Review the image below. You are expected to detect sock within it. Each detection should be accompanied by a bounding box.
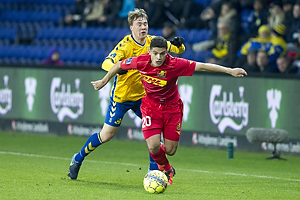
[149,152,159,170]
[75,132,103,163]
[149,147,172,172]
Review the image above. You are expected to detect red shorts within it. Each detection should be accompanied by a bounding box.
[140,96,183,141]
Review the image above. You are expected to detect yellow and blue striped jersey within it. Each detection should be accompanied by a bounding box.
[102,34,185,103]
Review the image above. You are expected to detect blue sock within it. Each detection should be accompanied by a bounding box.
[149,152,159,170]
[75,132,103,163]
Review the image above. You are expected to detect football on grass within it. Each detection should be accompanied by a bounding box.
[143,170,168,194]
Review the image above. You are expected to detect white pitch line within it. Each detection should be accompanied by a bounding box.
[1,151,299,182]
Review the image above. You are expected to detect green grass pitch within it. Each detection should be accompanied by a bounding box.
[0,131,299,200]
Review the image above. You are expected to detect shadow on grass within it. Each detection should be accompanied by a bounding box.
[63,178,142,190]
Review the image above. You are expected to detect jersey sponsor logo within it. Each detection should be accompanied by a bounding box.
[142,75,167,87]
[126,57,133,64]
[114,118,122,125]
[157,70,167,78]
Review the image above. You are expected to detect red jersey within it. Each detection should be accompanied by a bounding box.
[120,53,196,104]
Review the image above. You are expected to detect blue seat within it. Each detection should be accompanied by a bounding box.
[92,50,104,64]
[58,47,68,61]
[36,27,54,39]
[193,50,213,62]
[72,40,81,49]
[27,46,38,60]
[177,29,189,41]
[53,27,64,39]
[14,45,26,59]
[181,49,194,60]
[0,46,5,58]
[0,27,16,41]
[77,49,90,62]
[68,27,81,40]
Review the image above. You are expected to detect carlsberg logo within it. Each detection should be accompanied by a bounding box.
[209,85,248,133]
[50,78,84,122]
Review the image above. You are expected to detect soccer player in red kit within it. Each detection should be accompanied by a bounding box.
[91,36,247,185]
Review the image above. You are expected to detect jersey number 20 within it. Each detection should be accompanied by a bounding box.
[142,116,151,128]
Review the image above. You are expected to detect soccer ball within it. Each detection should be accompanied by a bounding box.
[143,170,168,194]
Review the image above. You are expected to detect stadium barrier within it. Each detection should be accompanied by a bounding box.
[0,65,299,155]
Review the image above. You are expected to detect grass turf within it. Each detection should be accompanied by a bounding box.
[0,131,299,200]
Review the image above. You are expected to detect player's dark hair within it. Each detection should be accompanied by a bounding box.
[150,36,168,49]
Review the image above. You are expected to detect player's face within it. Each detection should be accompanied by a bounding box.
[149,47,167,67]
[130,17,148,43]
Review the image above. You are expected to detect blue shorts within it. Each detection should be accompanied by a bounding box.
[104,98,142,127]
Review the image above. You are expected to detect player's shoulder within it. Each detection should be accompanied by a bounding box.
[167,55,192,67]
[137,52,150,61]
[148,35,155,39]
[117,35,134,46]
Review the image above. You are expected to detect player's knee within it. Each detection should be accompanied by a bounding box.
[165,146,177,156]
[100,130,117,143]
[148,145,160,154]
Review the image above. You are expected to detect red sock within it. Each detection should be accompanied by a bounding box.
[149,147,171,172]
[160,143,165,152]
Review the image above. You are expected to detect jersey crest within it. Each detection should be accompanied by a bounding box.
[157,70,167,78]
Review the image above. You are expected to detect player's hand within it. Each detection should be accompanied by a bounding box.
[117,69,128,75]
[170,36,184,48]
[91,80,105,90]
[230,68,247,77]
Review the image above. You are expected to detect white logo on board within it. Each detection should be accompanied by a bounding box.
[0,75,12,115]
[266,89,281,128]
[25,77,37,112]
[209,85,249,133]
[50,78,84,122]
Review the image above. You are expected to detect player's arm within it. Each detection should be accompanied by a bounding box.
[194,62,247,77]
[101,38,132,72]
[92,61,122,90]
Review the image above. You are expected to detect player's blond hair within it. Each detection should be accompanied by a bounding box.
[128,8,148,26]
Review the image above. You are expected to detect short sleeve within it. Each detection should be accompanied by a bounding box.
[175,58,196,76]
[120,57,138,70]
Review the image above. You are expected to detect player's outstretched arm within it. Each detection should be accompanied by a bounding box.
[91,61,122,90]
[194,62,247,77]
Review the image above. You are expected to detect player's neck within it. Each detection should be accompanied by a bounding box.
[132,35,146,45]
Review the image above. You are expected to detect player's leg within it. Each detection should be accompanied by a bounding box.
[145,130,175,185]
[132,99,159,171]
[68,100,128,179]
[158,101,183,184]
[163,98,183,156]
[74,124,119,163]
[145,131,169,169]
